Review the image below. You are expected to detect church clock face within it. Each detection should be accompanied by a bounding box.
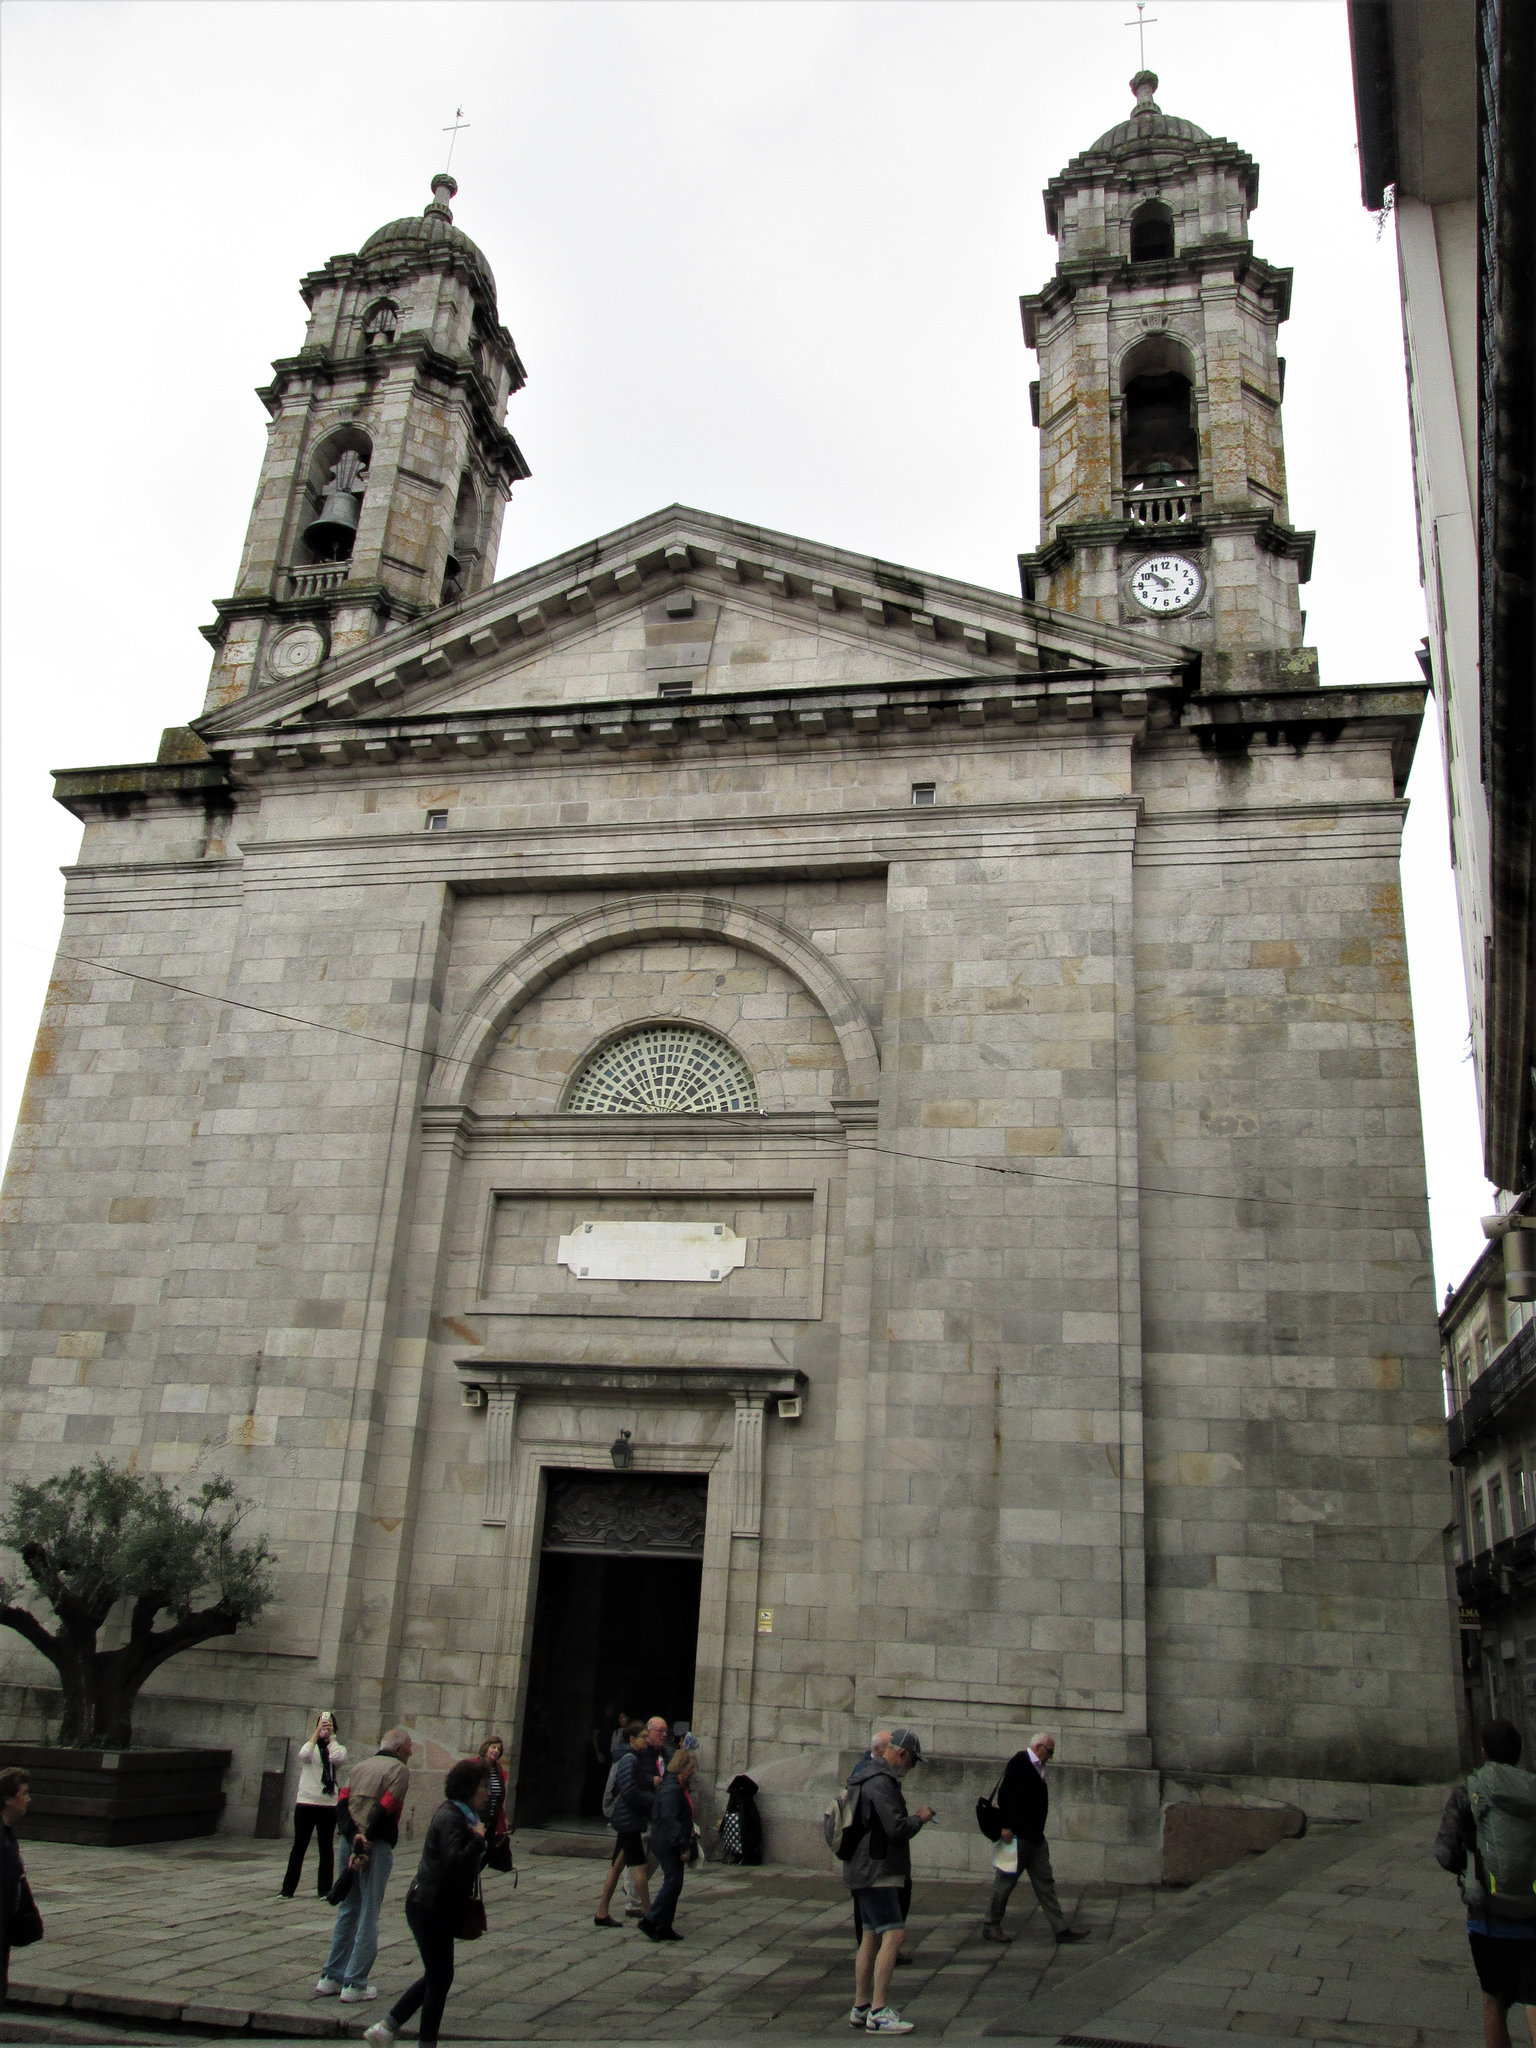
[1129,553,1203,615]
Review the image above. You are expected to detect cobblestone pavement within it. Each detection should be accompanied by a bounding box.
[3,1810,1486,2048]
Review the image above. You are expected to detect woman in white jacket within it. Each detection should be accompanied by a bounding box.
[281,1713,347,1899]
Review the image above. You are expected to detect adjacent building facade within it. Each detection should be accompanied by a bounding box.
[1,82,1460,1876]
[1441,1223,1536,1752]
[1348,0,1535,1205]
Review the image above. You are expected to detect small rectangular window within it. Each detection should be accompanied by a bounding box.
[658,679,694,698]
[1491,1476,1509,1543]
[1473,1491,1490,1556]
[425,810,449,832]
[1514,1468,1530,1531]
[911,783,937,806]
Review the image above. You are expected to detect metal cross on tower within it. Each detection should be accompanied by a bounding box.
[1124,0,1158,69]
[442,106,470,171]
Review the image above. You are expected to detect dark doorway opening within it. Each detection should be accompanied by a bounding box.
[515,1471,705,1829]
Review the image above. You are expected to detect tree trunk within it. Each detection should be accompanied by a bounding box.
[78,1613,241,1748]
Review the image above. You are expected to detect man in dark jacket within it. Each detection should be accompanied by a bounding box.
[1434,1718,1536,2048]
[594,1722,656,1926]
[843,1729,933,2034]
[980,1733,1085,1945]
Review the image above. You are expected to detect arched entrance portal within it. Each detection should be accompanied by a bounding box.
[515,1470,708,1827]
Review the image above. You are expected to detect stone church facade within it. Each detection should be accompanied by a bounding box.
[1,82,1458,1876]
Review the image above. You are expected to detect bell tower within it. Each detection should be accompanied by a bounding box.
[1019,73,1316,682]
[202,173,530,713]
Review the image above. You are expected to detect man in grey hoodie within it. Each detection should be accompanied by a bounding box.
[1434,1718,1536,2048]
[842,1729,933,2035]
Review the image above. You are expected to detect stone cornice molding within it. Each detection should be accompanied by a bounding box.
[212,673,1166,779]
[426,894,881,1110]
[455,1361,806,1402]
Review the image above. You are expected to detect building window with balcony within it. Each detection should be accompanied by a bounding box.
[1491,1475,1510,1543]
[1478,1330,1493,1378]
[1462,1346,1475,1390]
[1473,1489,1490,1556]
[1514,1467,1531,1532]
[1445,1364,1458,1419]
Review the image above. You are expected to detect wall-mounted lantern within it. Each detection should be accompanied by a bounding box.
[609,1428,634,1470]
[1483,1214,1536,1303]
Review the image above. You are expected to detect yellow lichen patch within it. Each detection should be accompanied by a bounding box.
[1006,1127,1063,1156]
[922,1100,977,1127]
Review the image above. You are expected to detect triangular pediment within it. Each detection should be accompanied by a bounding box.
[198,506,1186,746]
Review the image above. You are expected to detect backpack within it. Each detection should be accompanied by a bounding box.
[601,1758,621,1822]
[1469,1768,1536,1919]
[823,1781,865,1861]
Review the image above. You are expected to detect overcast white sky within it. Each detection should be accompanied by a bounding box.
[0,0,1495,1293]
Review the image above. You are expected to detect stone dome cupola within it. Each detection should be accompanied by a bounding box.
[1043,72,1262,266]
[360,172,501,323]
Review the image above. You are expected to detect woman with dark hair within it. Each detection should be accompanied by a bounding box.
[477,1737,511,1872]
[638,1747,697,1942]
[282,1712,346,1899]
[364,1759,489,2048]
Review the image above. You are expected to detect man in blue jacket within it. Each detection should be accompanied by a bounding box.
[594,1722,655,1927]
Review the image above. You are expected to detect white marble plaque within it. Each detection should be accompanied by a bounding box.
[555,1220,747,1284]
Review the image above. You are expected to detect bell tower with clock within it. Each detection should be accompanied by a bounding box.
[1018,72,1316,680]
[200,173,530,715]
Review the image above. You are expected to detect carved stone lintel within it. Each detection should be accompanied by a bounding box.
[483,1388,519,1526]
[732,1395,766,1539]
[542,1472,707,1555]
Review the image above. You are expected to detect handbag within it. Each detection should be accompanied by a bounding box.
[975,1770,1006,1843]
[455,1875,487,1941]
[11,1873,44,1946]
[485,1833,513,1874]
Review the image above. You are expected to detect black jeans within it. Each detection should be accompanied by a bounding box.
[641,1843,686,1933]
[282,1804,337,1896]
[390,1899,456,2045]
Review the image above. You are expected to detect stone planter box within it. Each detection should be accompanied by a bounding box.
[0,1743,230,1845]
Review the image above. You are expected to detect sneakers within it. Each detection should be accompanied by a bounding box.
[849,2004,872,2028]
[363,2026,397,2048]
[866,2009,914,2033]
[314,1977,342,1996]
[339,1984,377,2002]
[980,1924,1012,1944]
[1055,1927,1090,1944]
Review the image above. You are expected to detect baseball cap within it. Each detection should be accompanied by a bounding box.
[889,1727,923,1762]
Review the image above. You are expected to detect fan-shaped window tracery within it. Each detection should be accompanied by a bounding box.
[565,1025,759,1114]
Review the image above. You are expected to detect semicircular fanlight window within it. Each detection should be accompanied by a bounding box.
[565,1025,759,1114]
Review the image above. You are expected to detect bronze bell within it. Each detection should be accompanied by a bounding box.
[303,452,368,561]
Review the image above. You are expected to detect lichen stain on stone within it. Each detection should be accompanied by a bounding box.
[435,1315,482,1346]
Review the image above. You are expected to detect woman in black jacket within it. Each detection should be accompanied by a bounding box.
[364,1759,489,2048]
[638,1747,697,1941]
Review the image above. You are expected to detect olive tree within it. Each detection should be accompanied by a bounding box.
[0,1460,276,1748]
